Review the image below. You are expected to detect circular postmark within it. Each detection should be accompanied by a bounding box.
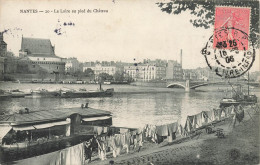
[202,27,255,78]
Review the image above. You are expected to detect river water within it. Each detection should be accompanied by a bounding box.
[0,82,259,128]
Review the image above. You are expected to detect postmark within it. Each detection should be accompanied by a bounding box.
[202,6,255,79]
[202,27,255,78]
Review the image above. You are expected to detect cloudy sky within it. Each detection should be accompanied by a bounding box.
[0,0,258,71]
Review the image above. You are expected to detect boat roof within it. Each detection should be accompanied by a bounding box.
[0,107,112,126]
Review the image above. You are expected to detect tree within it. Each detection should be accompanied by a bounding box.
[98,73,113,82]
[156,0,259,47]
[73,70,84,79]
[6,51,15,57]
[114,71,124,82]
[85,68,94,77]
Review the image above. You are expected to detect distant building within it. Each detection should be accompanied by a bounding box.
[83,61,118,80]
[0,33,7,77]
[124,60,166,82]
[0,32,7,57]
[65,57,80,73]
[124,65,139,81]
[165,50,183,81]
[19,37,65,74]
[183,69,198,80]
[0,57,4,80]
[166,60,183,80]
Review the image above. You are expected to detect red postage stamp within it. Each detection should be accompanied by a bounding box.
[213,7,251,50]
[202,6,255,78]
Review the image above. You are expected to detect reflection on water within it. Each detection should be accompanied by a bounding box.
[0,82,258,128]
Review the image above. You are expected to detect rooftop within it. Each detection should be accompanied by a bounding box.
[0,107,112,125]
[20,37,55,56]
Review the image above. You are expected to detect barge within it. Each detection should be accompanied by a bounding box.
[0,105,112,163]
[29,88,114,98]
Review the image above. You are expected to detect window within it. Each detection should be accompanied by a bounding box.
[57,66,59,69]
[44,58,45,60]
[37,58,39,60]
[32,65,35,68]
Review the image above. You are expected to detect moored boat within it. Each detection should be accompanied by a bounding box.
[0,105,112,163]
[60,88,114,98]
[220,72,258,108]
[8,89,32,98]
[28,88,114,98]
[0,90,12,100]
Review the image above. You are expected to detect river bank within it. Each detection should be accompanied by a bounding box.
[1,82,258,94]
[89,105,260,165]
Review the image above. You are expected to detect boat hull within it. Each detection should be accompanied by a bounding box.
[28,89,114,98]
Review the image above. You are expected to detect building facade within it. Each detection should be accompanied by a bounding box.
[0,32,7,57]
[19,37,65,74]
[0,57,4,80]
[165,60,183,80]
[65,57,80,73]
[124,61,166,82]
[83,61,118,80]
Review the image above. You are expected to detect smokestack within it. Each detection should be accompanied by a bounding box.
[180,49,182,67]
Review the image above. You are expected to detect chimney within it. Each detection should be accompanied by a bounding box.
[180,49,182,67]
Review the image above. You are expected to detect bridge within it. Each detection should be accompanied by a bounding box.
[166,80,226,92]
[166,80,259,92]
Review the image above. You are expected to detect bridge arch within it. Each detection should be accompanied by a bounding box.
[190,83,210,89]
[167,83,186,89]
[190,82,220,89]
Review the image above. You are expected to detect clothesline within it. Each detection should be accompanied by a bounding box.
[84,104,247,162]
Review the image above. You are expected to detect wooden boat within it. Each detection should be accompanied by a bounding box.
[29,88,114,98]
[219,72,257,108]
[219,98,240,108]
[8,89,31,98]
[0,90,12,99]
[29,89,61,98]
[60,88,114,98]
[0,105,112,162]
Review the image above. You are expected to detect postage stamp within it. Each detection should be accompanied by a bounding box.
[214,7,251,50]
[202,6,255,78]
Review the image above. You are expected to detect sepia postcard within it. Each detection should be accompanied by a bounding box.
[0,0,259,164]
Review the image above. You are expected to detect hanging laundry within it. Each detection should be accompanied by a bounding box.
[114,134,122,148]
[230,105,236,115]
[178,124,188,137]
[220,108,226,118]
[123,132,130,153]
[97,137,106,161]
[156,125,168,136]
[213,109,220,121]
[205,110,215,123]
[235,105,244,123]
[167,122,178,133]
[103,127,108,133]
[144,124,150,138]
[184,116,194,132]
[97,127,103,135]
[194,113,202,128]
[201,111,208,124]
[109,136,117,158]
[94,126,103,135]
[137,128,143,135]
